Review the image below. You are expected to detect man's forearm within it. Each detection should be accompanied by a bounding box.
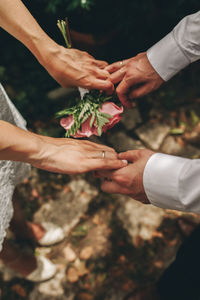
[147,11,200,81]
[0,0,57,65]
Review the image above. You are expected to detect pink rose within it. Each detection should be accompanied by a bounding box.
[60,102,123,138]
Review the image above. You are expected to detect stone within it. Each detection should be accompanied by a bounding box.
[103,289,129,300]
[79,246,93,260]
[67,267,79,283]
[161,136,200,158]
[109,131,144,152]
[116,196,166,242]
[135,122,170,150]
[73,259,89,277]
[79,224,112,259]
[63,246,77,262]
[29,267,67,300]
[76,292,94,300]
[115,196,183,276]
[34,178,98,235]
[121,107,142,130]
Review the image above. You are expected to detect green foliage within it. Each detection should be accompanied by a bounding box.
[56,90,113,137]
[45,0,93,13]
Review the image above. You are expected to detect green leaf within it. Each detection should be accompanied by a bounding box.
[190,109,199,127]
[100,112,112,119]
[90,112,95,128]
[81,111,91,124]
[78,103,90,120]
[97,126,102,136]
[170,128,184,135]
[55,106,77,118]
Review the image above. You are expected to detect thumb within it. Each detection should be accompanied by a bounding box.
[118,150,141,162]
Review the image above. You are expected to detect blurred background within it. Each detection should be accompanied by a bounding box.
[1,1,200,299]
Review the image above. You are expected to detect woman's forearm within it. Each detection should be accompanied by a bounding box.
[0,121,127,174]
[0,0,57,65]
[0,120,45,163]
[0,0,113,91]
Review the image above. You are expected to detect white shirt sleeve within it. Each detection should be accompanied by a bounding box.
[147,11,200,81]
[143,153,200,214]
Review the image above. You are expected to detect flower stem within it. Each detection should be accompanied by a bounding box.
[57,19,72,48]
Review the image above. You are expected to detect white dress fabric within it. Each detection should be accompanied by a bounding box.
[0,83,31,251]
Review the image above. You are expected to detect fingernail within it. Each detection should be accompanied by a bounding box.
[122,160,128,164]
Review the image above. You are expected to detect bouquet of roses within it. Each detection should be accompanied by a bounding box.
[56,19,123,138]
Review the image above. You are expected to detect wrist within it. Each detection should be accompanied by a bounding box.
[0,121,48,165]
[27,33,59,67]
[26,135,56,169]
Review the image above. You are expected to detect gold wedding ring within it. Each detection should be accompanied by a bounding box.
[101,150,105,158]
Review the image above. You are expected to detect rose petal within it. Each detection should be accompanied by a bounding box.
[99,102,124,116]
[60,116,74,130]
[102,114,122,132]
[60,102,123,138]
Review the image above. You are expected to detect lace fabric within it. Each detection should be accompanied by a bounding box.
[0,84,31,251]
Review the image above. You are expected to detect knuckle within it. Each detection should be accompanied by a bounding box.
[101,182,108,192]
[116,86,123,95]
[114,174,124,184]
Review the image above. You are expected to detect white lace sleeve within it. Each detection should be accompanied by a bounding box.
[0,84,31,251]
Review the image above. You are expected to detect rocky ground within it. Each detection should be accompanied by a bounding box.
[1,84,200,300]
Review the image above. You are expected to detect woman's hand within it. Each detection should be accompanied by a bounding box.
[0,0,113,94]
[41,46,114,93]
[0,121,127,175]
[30,137,127,174]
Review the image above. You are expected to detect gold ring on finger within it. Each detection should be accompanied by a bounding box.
[101,150,105,158]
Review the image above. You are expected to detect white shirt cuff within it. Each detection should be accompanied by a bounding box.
[143,153,190,211]
[147,32,190,81]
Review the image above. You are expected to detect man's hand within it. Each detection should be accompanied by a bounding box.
[96,149,154,203]
[106,52,164,107]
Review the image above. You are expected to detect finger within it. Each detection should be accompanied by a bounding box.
[101,180,131,194]
[87,158,127,171]
[95,169,116,179]
[128,82,152,99]
[89,68,110,80]
[96,69,111,80]
[118,150,141,162]
[106,62,122,74]
[89,79,114,94]
[110,67,126,84]
[105,59,130,74]
[93,60,108,69]
[116,80,132,108]
[88,150,117,160]
[95,163,128,179]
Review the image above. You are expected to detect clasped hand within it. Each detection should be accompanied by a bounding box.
[31,136,128,175]
[106,52,164,107]
[96,149,154,203]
